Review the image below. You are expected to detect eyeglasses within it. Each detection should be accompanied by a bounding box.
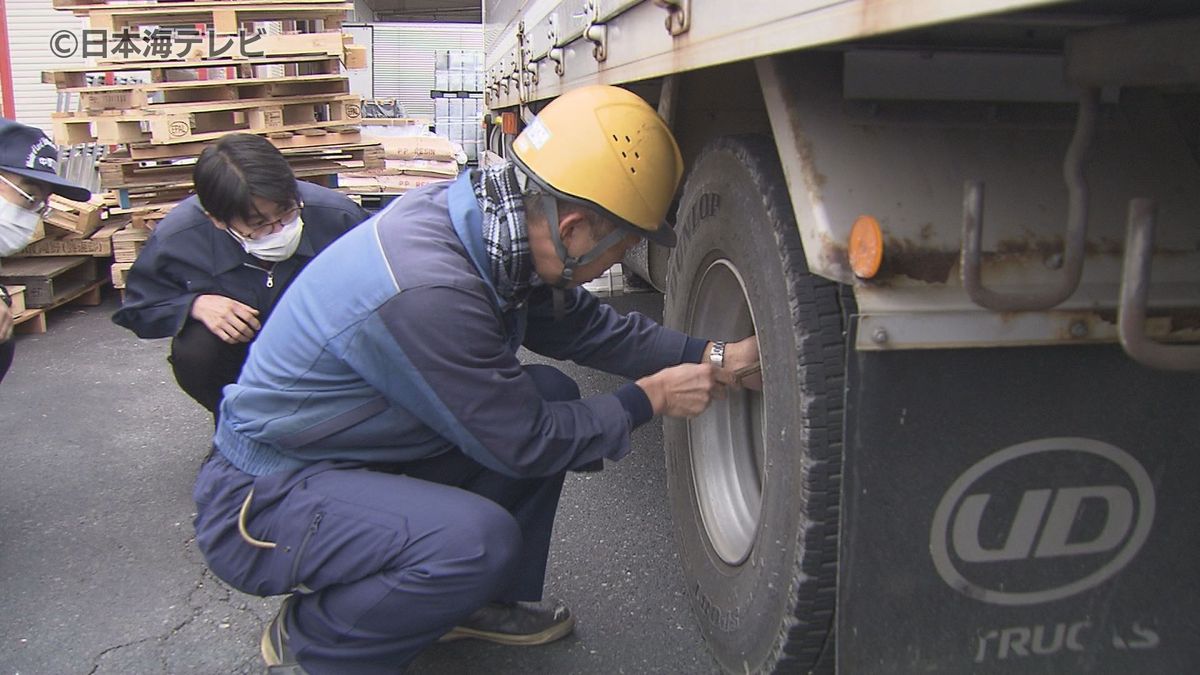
[229,203,303,240]
[0,174,50,216]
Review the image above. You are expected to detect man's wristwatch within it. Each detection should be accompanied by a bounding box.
[709,340,726,368]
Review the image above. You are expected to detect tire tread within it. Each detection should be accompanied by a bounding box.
[674,135,846,674]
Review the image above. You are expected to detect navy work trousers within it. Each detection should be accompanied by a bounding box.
[170,318,250,415]
[193,364,579,674]
[0,339,13,384]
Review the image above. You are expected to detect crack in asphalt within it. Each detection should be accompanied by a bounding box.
[85,539,264,674]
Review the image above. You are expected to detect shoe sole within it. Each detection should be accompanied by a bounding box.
[437,614,577,646]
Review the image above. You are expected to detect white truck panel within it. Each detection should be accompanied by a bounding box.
[485,0,1062,106]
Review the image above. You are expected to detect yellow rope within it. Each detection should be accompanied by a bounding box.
[238,488,277,549]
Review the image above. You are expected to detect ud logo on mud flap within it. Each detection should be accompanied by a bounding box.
[929,438,1155,606]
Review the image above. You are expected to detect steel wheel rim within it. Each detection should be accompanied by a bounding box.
[687,258,764,565]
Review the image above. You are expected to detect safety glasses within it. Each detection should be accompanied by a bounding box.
[0,174,50,217]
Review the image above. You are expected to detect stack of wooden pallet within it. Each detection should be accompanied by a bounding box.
[109,226,152,290]
[42,0,379,296]
[0,195,122,333]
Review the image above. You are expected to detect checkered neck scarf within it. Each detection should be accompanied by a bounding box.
[471,163,541,308]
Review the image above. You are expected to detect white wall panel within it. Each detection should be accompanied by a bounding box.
[5,0,86,130]
[371,22,481,120]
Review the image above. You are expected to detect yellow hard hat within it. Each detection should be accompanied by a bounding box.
[511,85,683,246]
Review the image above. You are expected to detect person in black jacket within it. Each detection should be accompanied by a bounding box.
[112,133,368,415]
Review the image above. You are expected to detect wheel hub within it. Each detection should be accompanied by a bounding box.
[687,259,764,565]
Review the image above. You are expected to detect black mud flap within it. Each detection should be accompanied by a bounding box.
[838,337,1200,673]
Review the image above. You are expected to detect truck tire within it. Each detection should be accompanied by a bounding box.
[664,135,845,674]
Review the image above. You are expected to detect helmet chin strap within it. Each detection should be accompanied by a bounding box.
[539,193,630,319]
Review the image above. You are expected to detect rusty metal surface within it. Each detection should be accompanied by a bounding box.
[856,306,1200,352]
[1118,199,1200,370]
[961,89,1096,312]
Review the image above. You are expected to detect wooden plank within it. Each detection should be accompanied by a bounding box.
[43,55,339,84]
[80,91,359,118]
[112,227,152,263]
[12,278,108,335]
[13,308,47,335]
[83,4,352,33]
[94,118,151,145]
[56,0,346,8]
[116,186,195,209]
[63,0,350,10]
[51,118,98,146]
[34,224,108,247]
[62,73,348,97]
[110,262,134,290]
[103,160,375,191]
[41,195,104,237]
[0,257,99,308]
[255,31,345,58]
[80,89,148,113]
[345,44,367,70]
[58,94,362,145]
[12,224,123,258]
[142,74,350,106]
[128,127,362,159]
[94,31,345,62]
[3,285,26,317]
[144,99,362,144]
[100,143,380,189]
[213,8,238,34]
[107,141,379,166]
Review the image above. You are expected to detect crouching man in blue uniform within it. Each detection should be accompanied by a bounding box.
[192,86,760,674]
[112,133,368,416]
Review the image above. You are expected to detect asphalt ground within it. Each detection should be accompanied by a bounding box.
[0,290,722,675]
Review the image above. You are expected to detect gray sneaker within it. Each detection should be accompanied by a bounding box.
[439,599,576,646]
[261,597,309,674]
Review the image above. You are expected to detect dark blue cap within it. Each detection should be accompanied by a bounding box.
[0,118,91,202]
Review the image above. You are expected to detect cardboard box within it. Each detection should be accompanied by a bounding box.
[383,158,459,177]
[371,135,460,162]
[376,174,447,191]
[345,44,368,70]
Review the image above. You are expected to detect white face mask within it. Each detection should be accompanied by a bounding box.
[229,215,305,262]
[0,199,41,256]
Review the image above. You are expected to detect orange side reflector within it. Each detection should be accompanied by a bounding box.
[501,111,519,136]
[849,215,884,279]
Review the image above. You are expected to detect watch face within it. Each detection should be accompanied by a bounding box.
[710,341,726,366]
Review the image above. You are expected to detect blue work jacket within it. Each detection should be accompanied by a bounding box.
[112,181,368,339]
[214,169,707,478]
